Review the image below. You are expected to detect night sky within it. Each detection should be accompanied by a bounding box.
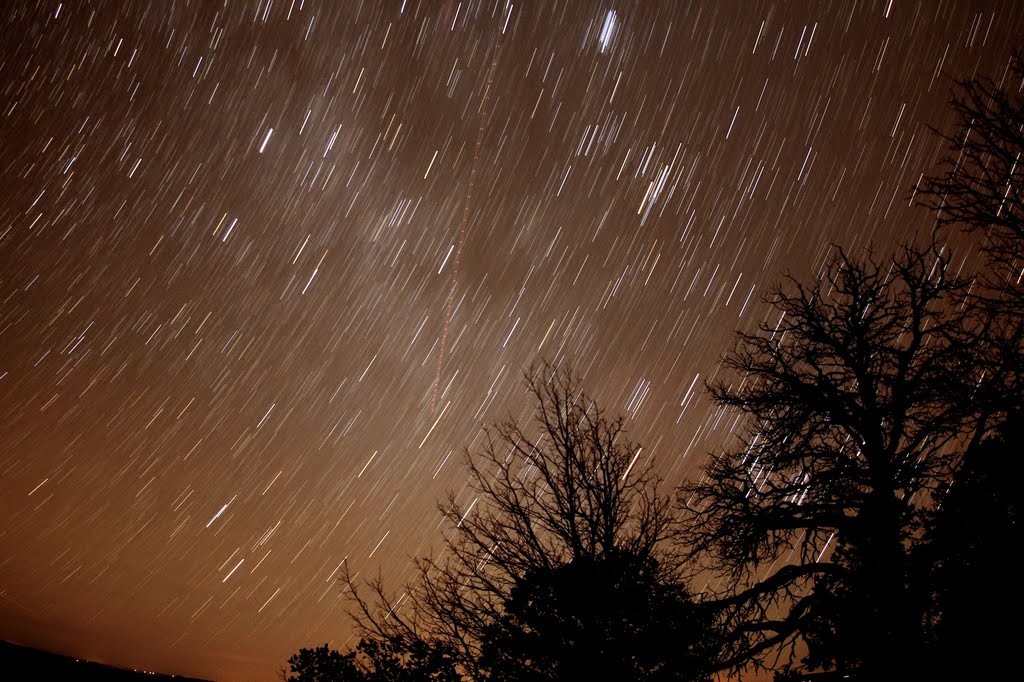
[1,1,1020,680]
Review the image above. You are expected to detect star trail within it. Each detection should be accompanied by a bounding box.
[1,1,1020,680]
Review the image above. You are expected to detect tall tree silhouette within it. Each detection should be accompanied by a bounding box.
[681,243,1005,679]
[342,364,721,681]
[913,55,1024,678]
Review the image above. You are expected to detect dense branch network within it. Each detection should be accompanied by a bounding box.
[681,242,1007,677]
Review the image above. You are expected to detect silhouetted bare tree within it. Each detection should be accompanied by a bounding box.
[343,364,721,681]
[912,67,1024,678]
[681,242,1008,679]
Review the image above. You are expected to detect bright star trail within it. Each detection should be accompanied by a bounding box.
[0,1,1020,680]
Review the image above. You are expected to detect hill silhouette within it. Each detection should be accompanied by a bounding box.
[0,640,213,682]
